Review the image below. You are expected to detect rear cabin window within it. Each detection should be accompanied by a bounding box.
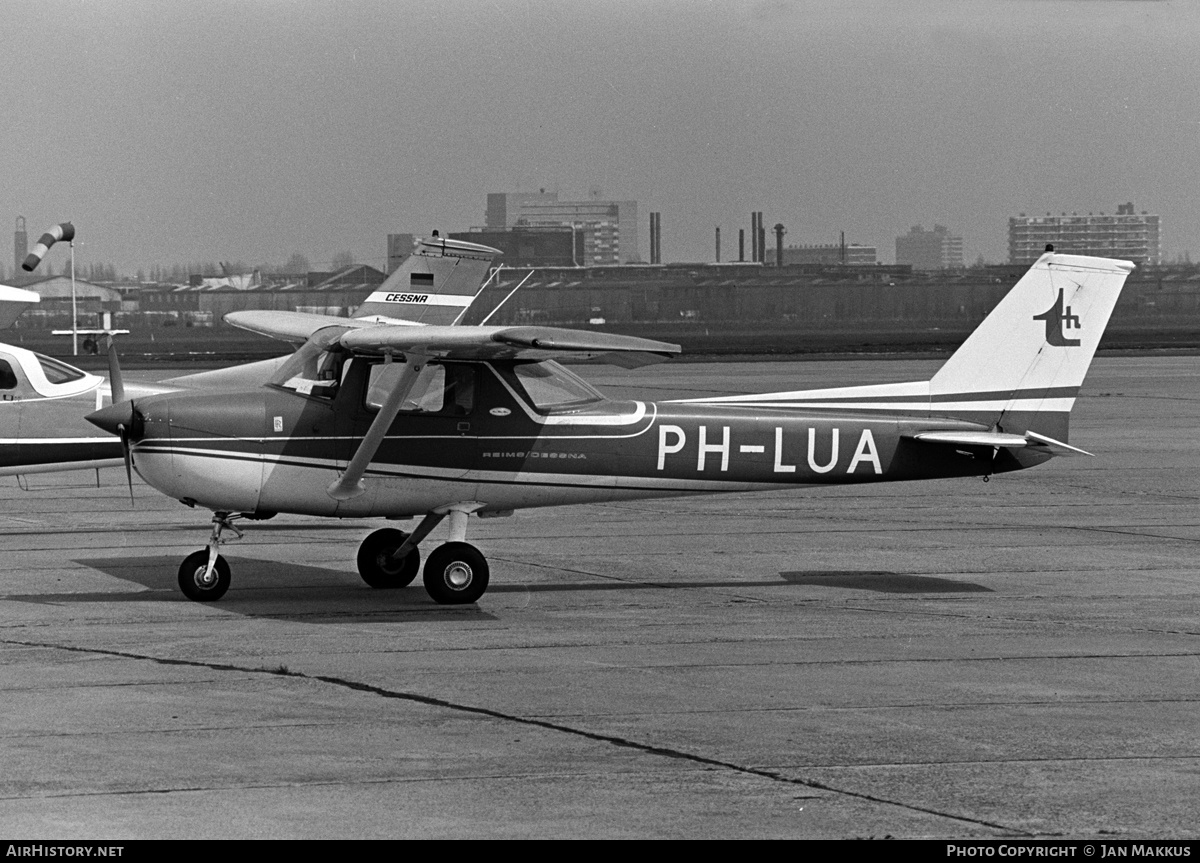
[0,360,17,389]
[501,361,603,412]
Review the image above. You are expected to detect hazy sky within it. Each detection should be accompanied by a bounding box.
[1,0,1196,274]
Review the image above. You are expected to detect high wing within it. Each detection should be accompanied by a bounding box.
[339,324,680,368]
[227,311,678,369]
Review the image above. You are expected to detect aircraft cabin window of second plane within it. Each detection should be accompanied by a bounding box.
[0,360,17,390]
[34,353,86,386]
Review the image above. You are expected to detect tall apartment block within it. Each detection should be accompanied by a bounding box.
[895,224,963,269]
[486,190,639,265]
[1008,203,1160,265]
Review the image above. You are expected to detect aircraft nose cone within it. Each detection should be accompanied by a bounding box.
[87,401,135,436]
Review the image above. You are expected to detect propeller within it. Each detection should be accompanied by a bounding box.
[105,334,125,404]
[104,335,135,506]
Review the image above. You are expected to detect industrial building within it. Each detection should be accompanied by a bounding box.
[449,226,582,268]
[485,190,639,265]
[895,225,963,270]
[780,243,877,266]
[1009,203,1161,265]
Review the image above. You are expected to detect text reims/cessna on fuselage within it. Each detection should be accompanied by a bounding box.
[87,238,1134,606]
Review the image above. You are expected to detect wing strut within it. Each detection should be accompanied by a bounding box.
[327,354,427,501]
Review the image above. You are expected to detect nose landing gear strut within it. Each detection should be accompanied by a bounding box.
[177,512,245,602]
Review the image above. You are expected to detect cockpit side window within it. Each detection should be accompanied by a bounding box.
[0,360,17,390]
[365,361,477,416]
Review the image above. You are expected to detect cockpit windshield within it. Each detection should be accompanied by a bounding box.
[497,360,604,412]
[267,328,347,399]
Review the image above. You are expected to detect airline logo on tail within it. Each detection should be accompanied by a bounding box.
[1033,288,1081,347]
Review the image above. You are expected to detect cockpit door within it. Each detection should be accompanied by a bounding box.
[342,358,480,480]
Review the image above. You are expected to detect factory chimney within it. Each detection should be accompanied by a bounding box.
[774,223,786,267]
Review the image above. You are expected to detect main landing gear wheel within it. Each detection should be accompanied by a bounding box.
[423,542,489,605]
[357,528,420,589]
[178,550,231,602]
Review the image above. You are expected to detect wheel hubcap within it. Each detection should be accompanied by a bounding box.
[444,562,473,590]
[195,566,217,588]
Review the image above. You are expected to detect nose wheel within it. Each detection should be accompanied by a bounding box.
[176,512,243,602]
[178,550,231,602]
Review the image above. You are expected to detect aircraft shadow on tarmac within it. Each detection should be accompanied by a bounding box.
[18,555,501,623]
[780,571,993,593]
[5,559,989,620]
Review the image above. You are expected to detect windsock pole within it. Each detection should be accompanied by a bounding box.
[70,241,77,355]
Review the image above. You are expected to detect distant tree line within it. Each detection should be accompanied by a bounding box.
[20,249,363,284]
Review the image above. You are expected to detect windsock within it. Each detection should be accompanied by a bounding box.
[22,222,75,272]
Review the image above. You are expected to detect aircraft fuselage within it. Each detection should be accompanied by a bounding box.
[125,358,1047,519]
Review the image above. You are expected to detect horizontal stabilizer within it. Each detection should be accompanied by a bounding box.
[913,431,1030,448]
[1025,430,1094,457]
[910,429,1093,457]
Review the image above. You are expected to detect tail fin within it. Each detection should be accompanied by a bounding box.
[929,252,1133,441]
[352,235,502,326]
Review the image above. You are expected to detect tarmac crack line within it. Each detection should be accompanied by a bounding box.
[2,635,1030,837]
